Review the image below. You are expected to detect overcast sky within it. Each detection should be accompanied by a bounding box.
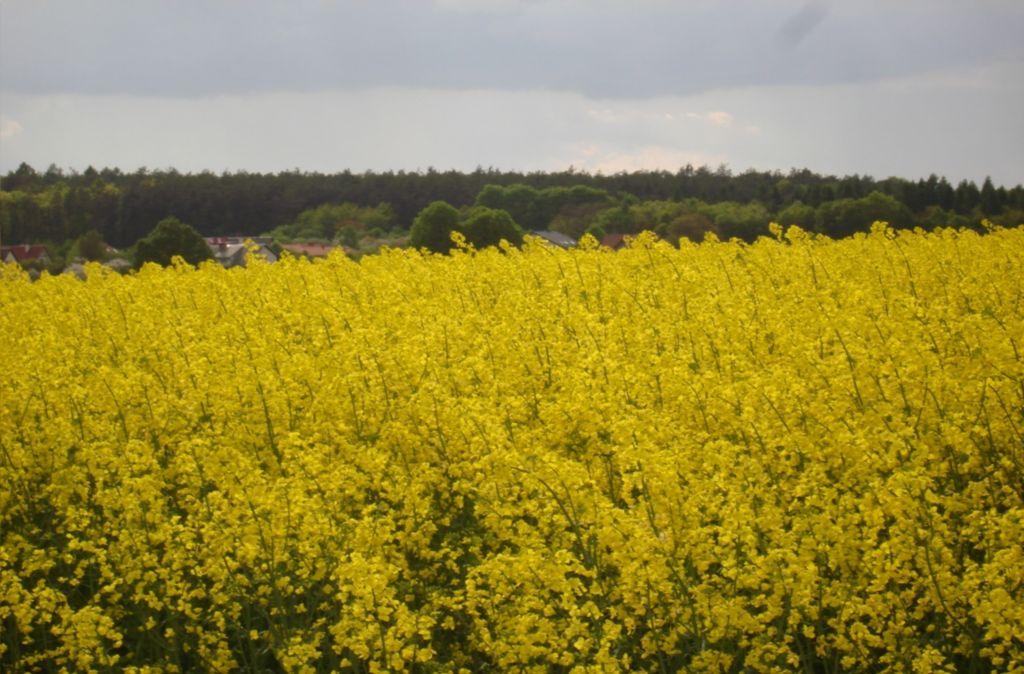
[1,0,1022,184]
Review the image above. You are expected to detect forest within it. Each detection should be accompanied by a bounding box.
[1,161,1022,250]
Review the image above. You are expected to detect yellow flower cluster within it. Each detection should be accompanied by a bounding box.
[2,226,1023,672]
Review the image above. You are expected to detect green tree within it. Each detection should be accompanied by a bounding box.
[268,202,397,242]
[76,229,108,261]
[475,184,541,229]
[775,200,816,229]
[549,202,611,238]
[991,208,1024,229]
[815,192,913,237]
[917,206,970,231]
[658,211,716,244]
[594,203,636,234]
[409,201,461,253]
[134,216,213,267]
[475,183,609,231]
[699,201,771,240]
[462,207,523,249]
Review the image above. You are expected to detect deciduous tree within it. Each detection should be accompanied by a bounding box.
[134,216,212,267]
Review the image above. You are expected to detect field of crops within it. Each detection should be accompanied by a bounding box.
[1,226,1023,673]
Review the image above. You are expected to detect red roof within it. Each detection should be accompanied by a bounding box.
[1,244,49,261]
[600,234,628,250]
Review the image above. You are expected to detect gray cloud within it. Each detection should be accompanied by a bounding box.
[1,0,1022,99]
[2,60,1021,184]
[2,1,1021,183]
[778,1,830,46]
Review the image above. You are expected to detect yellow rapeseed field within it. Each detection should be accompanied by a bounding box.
[2,225,1023,673]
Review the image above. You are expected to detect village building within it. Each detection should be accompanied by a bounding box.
[64,262,87,280]
[1,244,51,265]
[528,230,577,249]
[600,233,630,250]
[205,236,273,247]
[208,240,278,268]
[280,243,348,259]
[104,258,132,273]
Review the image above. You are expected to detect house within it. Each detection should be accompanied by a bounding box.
[528,230,577,249]
[205,236,273,247]
[600,234,630,250]
[104,258,132,273]
[210,241,278,268]
[281,243,347,259]
[1,244,51,265]
[64,262,87,279]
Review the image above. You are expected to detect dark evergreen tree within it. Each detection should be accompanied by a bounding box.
[954,180,981,214]
[980,177,1000,214]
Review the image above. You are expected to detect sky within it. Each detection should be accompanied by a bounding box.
[1,0,1022,184]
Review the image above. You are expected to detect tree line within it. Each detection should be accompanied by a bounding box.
[2,162,1022,249]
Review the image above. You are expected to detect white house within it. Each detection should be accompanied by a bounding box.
[210,241,278,268]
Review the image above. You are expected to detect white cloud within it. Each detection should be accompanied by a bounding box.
[0,116,24,140]
[568,144,727,174]
[706,111,734,127]
[587,108,621,123]
[587,106,750,132]
[682,110,744,128]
